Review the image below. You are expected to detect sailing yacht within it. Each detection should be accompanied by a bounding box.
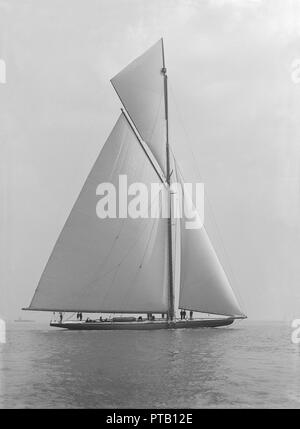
[23,39,246,330]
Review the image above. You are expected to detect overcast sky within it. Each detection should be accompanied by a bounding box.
[1,0,300,321]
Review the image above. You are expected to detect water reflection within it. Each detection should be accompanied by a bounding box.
[1,322,300,408]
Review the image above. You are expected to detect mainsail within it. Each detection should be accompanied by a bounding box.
[28,114,169,313]
[111,39,166,175]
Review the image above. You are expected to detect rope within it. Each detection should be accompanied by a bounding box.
[148,93,164,146]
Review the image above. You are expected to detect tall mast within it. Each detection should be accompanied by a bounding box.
[162,39,175,322]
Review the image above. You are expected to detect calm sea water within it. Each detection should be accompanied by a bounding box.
[0,321,299,408]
